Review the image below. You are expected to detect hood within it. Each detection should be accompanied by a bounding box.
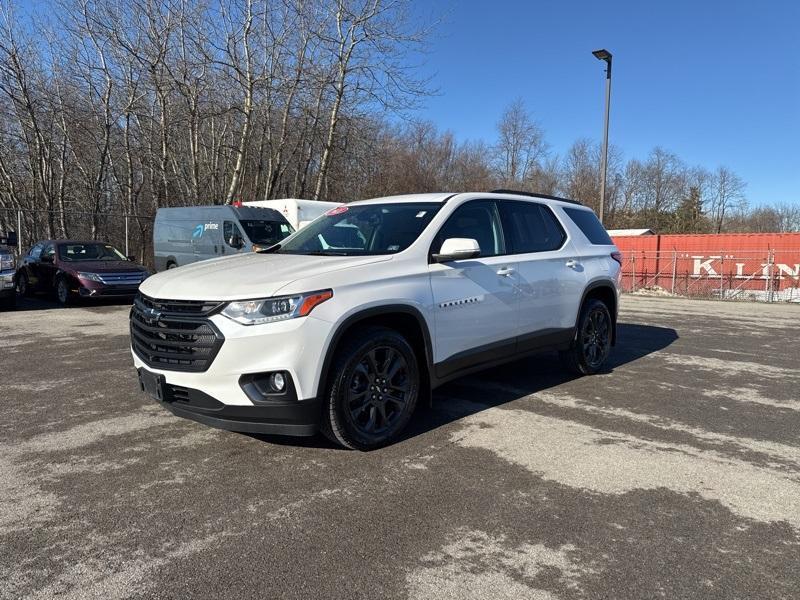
[62,260,147,273]
[140,252,391,300]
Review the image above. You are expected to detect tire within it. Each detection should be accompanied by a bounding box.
[0,294,15,310]
[55,277,71,306]
[166,261,177,270]
[16,272,30,297]
[561,298,612,375]
[320,326,420,451]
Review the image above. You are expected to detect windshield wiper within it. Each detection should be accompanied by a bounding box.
[300,250,350,256]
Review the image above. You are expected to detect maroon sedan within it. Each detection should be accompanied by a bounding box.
[15,240,150,305]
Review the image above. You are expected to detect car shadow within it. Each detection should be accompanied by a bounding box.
[400,322,679,442]
[250,323,679,450]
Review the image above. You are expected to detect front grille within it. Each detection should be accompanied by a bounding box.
[136,294,224,316]
[96,272,148,286]
[130,294,225,372]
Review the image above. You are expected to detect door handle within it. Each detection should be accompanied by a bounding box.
[565,259,580,269]
[496,266,515,277]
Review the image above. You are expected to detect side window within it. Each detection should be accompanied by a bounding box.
[29,243,43,260]
[432,200,504,258]
[223,221,243,247]
[499,201,567,253]
[562,207,613,245]
[41,243,55,260]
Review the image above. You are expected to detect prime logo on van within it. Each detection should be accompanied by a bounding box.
[192,223,219,238]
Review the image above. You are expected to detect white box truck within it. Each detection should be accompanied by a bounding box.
[243,198,342,230]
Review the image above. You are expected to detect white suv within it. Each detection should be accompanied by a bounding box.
[131,191,621,450]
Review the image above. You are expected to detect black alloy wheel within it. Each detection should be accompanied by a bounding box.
[581,304,611,369]
[561,298,612,375]
[347,346,411,437]
[322,326,420,450]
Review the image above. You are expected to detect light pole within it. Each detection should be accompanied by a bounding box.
[592,48,612,225]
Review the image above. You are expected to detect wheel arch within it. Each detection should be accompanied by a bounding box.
[578,280,618,345]
[315,304,434,399]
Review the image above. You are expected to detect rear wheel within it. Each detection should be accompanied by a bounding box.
[166,261,177,270]
[561,298,612,375]
[321,326,420,450]
[56,277,71,306]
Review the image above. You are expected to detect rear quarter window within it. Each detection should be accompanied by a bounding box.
[562,207,613,245]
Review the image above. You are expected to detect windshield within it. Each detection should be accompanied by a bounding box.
[58,243,128,262]
[275,203,442,256]
[240,220,294,245]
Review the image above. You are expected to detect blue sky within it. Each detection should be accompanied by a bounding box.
[412,0,800,205]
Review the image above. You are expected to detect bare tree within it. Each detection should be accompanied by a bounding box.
[708,166,747,233]
[313,0,429,200]
[494,98,547,186]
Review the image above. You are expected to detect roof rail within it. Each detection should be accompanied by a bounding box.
[490,189,583,206]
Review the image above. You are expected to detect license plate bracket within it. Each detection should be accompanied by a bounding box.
[138,369,166,402]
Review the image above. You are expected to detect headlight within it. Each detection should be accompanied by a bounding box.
[77,272,103,282]
[222,289,332,325]
[0,254,14,271]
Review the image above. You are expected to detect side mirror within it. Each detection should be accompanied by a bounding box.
[432,238,481,263]
[228,235,244,249]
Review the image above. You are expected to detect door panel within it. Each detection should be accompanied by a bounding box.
[24,243,43,290]
[515,240,586,336]
[428,199,519,370]
[429,256,519,368]
[498,201,586,338]
[39,243,58,292]
[222,220,245,255]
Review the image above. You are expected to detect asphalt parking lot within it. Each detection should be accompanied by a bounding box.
[1,295,799,599]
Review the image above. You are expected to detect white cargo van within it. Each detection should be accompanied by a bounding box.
[153,205,294,271]
[243,198,342,230]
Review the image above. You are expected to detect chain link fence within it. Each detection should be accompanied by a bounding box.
[620,250,800,302]
[0,208,156,267]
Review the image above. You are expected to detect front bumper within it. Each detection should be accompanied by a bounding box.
[0,272,14,297]
[138,369,321,436]
[131,312,335,436]
[77,279,140,297]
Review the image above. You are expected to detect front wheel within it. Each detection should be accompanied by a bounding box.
[16,272,30,297]
[56,277,72,306]
[321,326,420,450]
[561,298,612,375]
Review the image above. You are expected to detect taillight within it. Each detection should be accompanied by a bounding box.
[611,251,623,266]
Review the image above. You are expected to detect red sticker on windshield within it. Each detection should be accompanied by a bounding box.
[326,205,349,216]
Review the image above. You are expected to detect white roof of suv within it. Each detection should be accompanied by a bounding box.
[349,191,583,207]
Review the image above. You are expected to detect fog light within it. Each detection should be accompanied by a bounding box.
[269,372,286,392]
